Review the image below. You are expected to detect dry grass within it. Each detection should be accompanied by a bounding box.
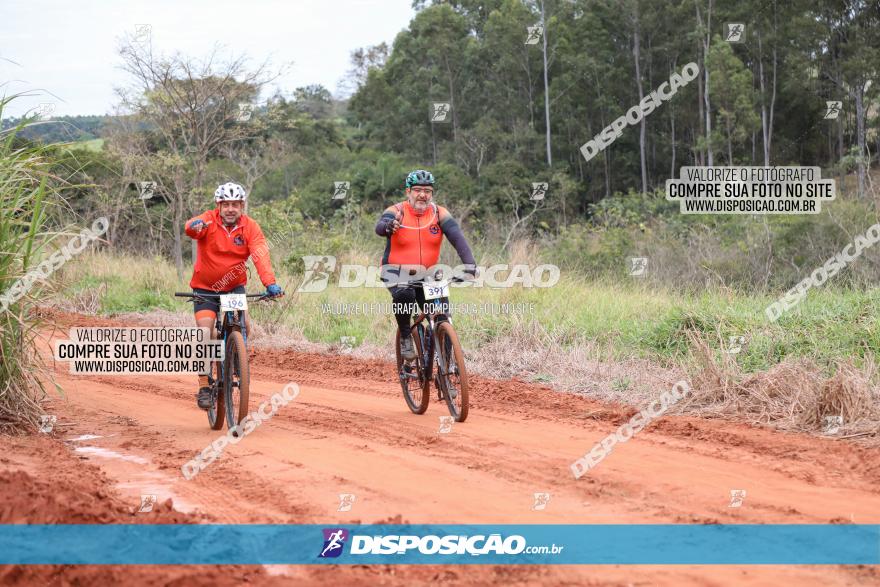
[0,311,50,434]
[66,282,107,315]
[53,305,880,444]
[465,321,879,444]
[466,313,684,405]
[48,248,880,443]
[684,331,880,439]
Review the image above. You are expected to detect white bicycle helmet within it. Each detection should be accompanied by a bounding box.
[214,182,247,202]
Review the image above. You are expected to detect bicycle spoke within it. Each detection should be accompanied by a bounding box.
[436,323,468,422]
[398,325,430,414]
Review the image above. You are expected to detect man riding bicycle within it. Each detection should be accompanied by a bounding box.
[374,169,476,361]
[185,182,284,410]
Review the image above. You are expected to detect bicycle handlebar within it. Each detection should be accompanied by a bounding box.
[393,276,472,289]
[174,292,267,298]
[174,292,272,307]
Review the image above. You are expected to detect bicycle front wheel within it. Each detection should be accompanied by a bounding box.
[436,321,469,422]
[207,358,225,430]
[224,329,250,433]
[397,325,429,414]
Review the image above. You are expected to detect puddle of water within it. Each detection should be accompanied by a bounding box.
[66,434,104,442]
[117,472,199,514]
[74,446,149,464]
[72,446,199,514]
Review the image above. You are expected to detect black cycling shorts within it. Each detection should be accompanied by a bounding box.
[192,285,245,314]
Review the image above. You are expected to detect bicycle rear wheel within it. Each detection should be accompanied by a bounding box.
[397,325,429,414]
[224,329,250,434]
[436,321,469,422]
[207,358,225,430]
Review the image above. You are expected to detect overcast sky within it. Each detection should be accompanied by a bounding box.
[0,0,415,118]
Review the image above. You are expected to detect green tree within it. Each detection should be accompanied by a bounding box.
[706,37,760,164]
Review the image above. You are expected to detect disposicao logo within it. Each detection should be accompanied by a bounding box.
[318,528,349,558]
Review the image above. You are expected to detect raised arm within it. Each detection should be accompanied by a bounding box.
[184,211,213,240]
[375,204,403,237]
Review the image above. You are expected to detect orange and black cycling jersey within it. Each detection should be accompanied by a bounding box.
[184,208,276,291]
[376,201,475,269]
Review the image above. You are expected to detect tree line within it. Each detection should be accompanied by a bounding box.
[352,0,878,209]
[12,0,879,284]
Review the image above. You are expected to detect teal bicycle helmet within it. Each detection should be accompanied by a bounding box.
[405,169,435,188]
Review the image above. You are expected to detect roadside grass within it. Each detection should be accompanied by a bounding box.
[0,98,62,432]
[51,250,880,438]
[76,138,104,152]
[55,250,880,374]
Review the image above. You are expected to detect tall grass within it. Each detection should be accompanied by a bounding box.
[54,249,880,437]
[0,96,62,432]
[57,249,880,374]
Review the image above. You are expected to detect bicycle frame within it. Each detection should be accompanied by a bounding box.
[174,291,264,383]
[174,290,269,430]
[394,275,471,421]
[411,295,454,396]
[215,309,243,381]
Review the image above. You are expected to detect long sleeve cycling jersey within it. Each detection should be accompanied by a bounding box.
[185,208,276,291]
[375,201,476,269]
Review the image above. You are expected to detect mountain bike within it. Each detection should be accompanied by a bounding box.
[395,276,470,422]
[175,291,267,433]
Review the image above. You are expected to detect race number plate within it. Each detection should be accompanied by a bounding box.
[220,294,248,312]
[423,281,449,300]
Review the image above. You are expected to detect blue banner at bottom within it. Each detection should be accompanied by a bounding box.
[0,524,877,565]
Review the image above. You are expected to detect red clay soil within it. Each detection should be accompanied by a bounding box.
[0,433,284,586]
[0,310,877,586]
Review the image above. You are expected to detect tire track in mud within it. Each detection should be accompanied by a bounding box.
[24,315,880,586]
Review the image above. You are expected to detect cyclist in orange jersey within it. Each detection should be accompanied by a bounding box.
[185,182,284,410]
[375,170,476,360]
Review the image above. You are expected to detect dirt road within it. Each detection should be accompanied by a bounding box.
[5,314,879,585]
